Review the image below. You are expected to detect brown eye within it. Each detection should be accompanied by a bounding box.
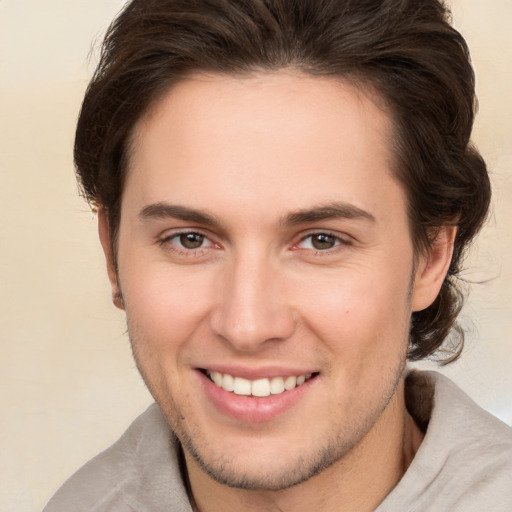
[311,234,337,250]
[179,233,205,249]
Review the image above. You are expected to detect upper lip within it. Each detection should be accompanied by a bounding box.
[198,365,318,380]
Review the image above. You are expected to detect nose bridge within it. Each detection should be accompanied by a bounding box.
[210,244,294,351]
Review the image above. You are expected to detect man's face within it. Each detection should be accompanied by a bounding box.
[108,72,435,490]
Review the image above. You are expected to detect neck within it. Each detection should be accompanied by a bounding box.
[185,381,424,512]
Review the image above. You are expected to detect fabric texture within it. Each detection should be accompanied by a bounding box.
[43,371,512,511]
[377,371,512,511]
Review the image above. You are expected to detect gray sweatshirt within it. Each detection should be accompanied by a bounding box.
[43,371,512,511]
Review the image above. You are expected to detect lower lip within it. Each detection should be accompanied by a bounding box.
[198,371,317,423]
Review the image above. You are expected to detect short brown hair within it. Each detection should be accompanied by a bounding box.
[75,0,491,362]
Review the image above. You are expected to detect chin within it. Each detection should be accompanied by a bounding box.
[177,416,377,492]
[186,440,346,491]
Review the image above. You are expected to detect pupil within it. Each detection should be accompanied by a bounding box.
[180,233,204,249]
[312,234,335,250]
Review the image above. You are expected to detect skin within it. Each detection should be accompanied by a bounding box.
[99,71,455,511]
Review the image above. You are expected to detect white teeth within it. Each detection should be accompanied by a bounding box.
[270,377,285,394]
[223,373,235,392]
[207,371,312,397]
[252,378,271,397]
[284,376,297,390]
[213,371,223,387]
[233,377,252,396]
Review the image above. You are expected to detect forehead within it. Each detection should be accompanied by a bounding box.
[124,71,405,227]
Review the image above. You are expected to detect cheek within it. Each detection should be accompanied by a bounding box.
[120,265,215,404]
[119,261,214,349]
[295,266,413,357]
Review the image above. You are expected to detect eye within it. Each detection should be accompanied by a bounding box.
[161,231,213,251]
[177,232,207,249]
[298,233,343,251]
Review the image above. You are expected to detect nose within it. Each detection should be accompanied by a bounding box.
[209,251,295,352]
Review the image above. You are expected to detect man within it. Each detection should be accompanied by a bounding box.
[44,0,512,510]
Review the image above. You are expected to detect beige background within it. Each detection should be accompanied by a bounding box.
[1,1,511,510]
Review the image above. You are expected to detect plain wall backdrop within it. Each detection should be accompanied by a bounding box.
[1,1,511,510]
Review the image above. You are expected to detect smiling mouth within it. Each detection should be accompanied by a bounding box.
[204,370,318,397]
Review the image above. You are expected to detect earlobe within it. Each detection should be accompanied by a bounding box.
[98,208,125,310]
[411,225,457,312]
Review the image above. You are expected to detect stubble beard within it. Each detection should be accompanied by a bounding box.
[179,354,407,491]
[127,320,409,492]
[118,255,414,493]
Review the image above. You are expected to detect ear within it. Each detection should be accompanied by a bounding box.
[98,207,125,310]
[411,225,457,312]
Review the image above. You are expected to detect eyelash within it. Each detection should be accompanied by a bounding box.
[158,230,216,255]
[295,231,350,254]
[158,230,351,257]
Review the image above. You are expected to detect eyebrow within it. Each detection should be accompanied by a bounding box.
[282,202,376,225]
[139,203,221,227]
[138,201,375,228]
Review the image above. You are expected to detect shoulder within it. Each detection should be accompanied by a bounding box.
[42,404,192,512]
[408,370,512,443]
[379,371,512,511]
